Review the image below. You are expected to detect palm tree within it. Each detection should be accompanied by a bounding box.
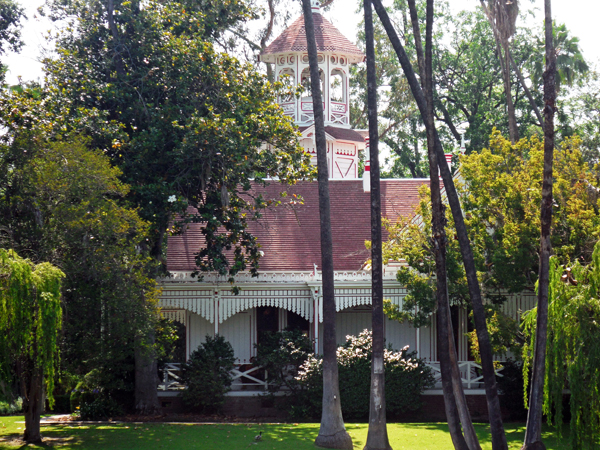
[300,1,352,448]
[522,1,556,449]
[480,0,520,143]
[370,0,509,448]
[363,1,392,449]
[530,22,589,93]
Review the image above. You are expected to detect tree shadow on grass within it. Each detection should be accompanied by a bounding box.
[5,422,323,450]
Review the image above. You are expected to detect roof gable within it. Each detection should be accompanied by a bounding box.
[167,179,428,273]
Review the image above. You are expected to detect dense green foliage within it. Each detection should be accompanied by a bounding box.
[0,249,64,408]
[180,335,236,414]
[0,397,21,415]
[0,248,63,441]
[522,243,600,449]
[352,1,542,166]
[292,330,433,421]
[384,131,600,338]
[253,329,313,395]
[69,369,124,420]
[0,129,159,405]
[350,1,594,178]
[44,0,312,280]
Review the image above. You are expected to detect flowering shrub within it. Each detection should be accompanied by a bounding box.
[291,330,434,420]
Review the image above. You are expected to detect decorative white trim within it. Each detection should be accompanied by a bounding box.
[160,289,214,323]
[163,269,400,284]
[218,288,312,323]
[161,309,187,325]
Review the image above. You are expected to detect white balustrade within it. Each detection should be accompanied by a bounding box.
[425,361,505,390]
[158,363,269,392]
[160,361,504,393]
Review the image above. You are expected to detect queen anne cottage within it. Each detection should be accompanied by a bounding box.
[158,1,535,403]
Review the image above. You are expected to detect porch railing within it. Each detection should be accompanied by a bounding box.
[158,363,185,391]
[425,361,504,390]
[159,361,504,392]
[158,363,269,391]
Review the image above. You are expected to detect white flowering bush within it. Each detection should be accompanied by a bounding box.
[291,330,434,420]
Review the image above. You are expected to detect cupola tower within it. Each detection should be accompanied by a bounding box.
[260,1,366,179]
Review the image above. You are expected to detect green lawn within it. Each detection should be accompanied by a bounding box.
[0,416,569,449]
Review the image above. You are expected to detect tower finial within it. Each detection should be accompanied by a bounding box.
[311,0,321,13]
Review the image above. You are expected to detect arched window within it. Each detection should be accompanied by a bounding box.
[330,69,346,103]
[300,67,325,99]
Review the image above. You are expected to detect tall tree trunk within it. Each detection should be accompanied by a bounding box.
[415,0,478,447]
[364,2,391,449]
[134,331,161,415]
[300,1,352,448]
[20,361,43,444]
[370,1,508,448]
[522,1,555,449]
[479,1,519,143]
[502,42,519,143]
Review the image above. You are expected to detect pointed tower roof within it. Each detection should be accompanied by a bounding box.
[261,9,365,63]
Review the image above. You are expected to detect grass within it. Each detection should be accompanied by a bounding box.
[0,416,570,449]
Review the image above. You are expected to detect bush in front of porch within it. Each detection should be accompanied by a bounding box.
[180,335,236,414]
[278,330,434,421]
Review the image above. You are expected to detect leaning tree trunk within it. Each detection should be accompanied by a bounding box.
[301,1,352,448]
[522,1,555,449]
[418,1,478,447]
[363,2,391,449]
[370,1,508,448]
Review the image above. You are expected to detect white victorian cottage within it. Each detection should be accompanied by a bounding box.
[157,2,536,400]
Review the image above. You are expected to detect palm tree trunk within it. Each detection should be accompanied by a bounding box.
[503,42,519,143]
[300,1,352,448]
[522,1,555,448]
[419,1,478,447]
[364,2,391,449]
[370,1,508,448]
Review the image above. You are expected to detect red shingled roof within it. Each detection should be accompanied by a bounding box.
[261,12,364,58]
[167,179,429,273]
[299,126,365,143]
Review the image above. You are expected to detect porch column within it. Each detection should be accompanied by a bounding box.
[312,286,321,354]
[213,289,220,335]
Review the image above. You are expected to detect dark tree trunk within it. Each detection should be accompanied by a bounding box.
[405,0,479,447]
[18,359,43,444]
[502,43,519,143]
[134,331,161,415]
[522,1,555,449]
[300,1,352,448]
[479,1,519,143]
[415,1,477,447]
[364,2,391,449]
[370,1,508,448]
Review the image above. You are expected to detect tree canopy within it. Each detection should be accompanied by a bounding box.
[383,131,599,329]
[44,0,312,279]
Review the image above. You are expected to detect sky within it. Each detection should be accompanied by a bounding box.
[4,0,600,86]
